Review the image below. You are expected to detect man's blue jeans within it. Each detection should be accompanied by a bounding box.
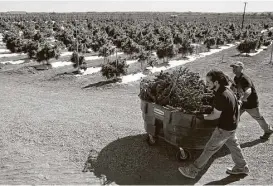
[193,127,247,169]
[240,107,272,133]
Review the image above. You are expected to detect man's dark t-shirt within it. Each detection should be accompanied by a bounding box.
[213,87,239,131]
[234,73,259,109]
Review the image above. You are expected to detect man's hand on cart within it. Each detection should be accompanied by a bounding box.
[196,113,205,120]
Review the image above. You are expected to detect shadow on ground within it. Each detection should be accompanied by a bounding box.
[83,134,266,185]
[47,70,84,81]
[82,79,120,89]
[204,174,247,185]
[31,64,53,71]
[230,53,251,57]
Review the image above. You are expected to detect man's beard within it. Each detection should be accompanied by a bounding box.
[208,84,216,91]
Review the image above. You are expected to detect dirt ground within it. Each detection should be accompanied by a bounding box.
[1,45,273,185]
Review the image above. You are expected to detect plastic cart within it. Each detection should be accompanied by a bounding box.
[141,99,219,161]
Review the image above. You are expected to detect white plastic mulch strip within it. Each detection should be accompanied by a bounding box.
[47,37,56,41]
[126,60,138,65]
[120,41,272,84]
[120,72,147,84]
[51,61,73,68]
[0,49,10,53]
[146,44,234,74]
[261,27,273,33]
[85,55,102,61]
[75,59,137,77]
[75,67,102,77]
[191,43,201,47]
[241,42,272,56]
[52,57,135,70]
[0,53,25,58]
[60,51,73,57]
[146,56,196,73]
[114,52,124,56]
[120,44,235,84]
[85,52,124,61]
[0,60,25,65]
[243,49,264,57]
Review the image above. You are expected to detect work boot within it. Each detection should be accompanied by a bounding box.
[260,130,273,140]
[178,164,199,179]
[226,165,250,175]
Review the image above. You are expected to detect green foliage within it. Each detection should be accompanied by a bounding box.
[36,43,60,64]
[147,56,159,67]
[23,40,39,59]
[101,57,128,79]
[156,42,177,60]
[142,32,159,51]
[236,39,258,54]
[137,50,155,70]
[223,33,234,44]
[68,41,87,53]
[70,51,86,69]
[139,67,214,114]
[177,39,194,57]
[90,32,108,52]
[263,40,271,46]
[268,31,272,38]
[121,38,141,55]
[1,12,272,67]
[98,44,115,58]
[23,29,35,39]
[34,32,43,41]
[216,37,225,46]
[204,37,216,50]
[233,31,241,41]
[55,31,74,47]
[6,37,24,53]
[229,23,235,31]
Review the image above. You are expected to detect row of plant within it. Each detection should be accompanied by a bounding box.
[0,13,273,78]
[1,13,272,58]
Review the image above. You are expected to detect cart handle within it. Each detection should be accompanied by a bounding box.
[191,115,197,129]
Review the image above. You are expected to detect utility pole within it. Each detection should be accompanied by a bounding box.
[241,2,247,29]
[76,20,79,72]
[269,42,273,64]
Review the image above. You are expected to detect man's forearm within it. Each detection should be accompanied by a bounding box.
[240,88,251,101]
[204,113,219,120]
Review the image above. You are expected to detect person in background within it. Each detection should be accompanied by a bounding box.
[230,61,273,140]
[178,69,249,179]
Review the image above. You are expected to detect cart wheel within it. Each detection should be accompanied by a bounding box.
[176,148,191,161]
[146,134,158,146]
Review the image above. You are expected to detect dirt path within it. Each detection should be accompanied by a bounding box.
[0,74,142,184]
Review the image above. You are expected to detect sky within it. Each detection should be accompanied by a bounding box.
[0,0,272,13]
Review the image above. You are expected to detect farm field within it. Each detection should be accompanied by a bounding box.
[1,12,273,185]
